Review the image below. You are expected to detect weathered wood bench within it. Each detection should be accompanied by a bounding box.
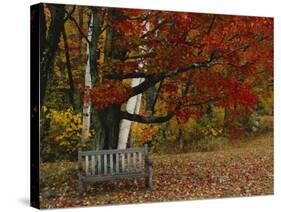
[78,144,153,193]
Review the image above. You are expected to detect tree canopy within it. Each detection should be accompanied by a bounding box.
[39,4,273,157]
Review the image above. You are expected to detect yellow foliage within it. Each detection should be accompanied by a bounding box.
[44,107,88,153]
[42,105,47,113]
[131,123,160,145]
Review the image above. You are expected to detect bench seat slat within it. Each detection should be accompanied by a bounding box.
[81,148,144,156]
[116,153,119,174]
[110,154,113,174]
[121,153,125,172]
[127,153,130,172]
[91,155,95,175]
[133,152,136,172]
[104,154,107,175]
[98,155,101,175]
[139,152,142,172]
[85,156,89,176]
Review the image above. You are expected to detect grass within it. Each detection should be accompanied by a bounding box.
[39,132,273,208]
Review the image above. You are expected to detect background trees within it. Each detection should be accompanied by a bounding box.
[40,4,273,161]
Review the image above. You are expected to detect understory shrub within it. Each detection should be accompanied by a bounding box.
[40,107,92,162]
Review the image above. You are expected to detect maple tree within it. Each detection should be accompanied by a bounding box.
[39,4,273,153]
[83,8,273,149]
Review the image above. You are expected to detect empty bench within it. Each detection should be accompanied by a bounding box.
[78,144,153,193]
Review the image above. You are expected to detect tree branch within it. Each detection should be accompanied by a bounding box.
[141,19,167,39]
[108,35,269,103]
[128,59,217,99]
[207,15,216,34]
[121,95,223,124]
[186,96,222,107]
[104,72,147,80]
[120,111,173,123]
[105,32,270,81]
[64,6,76,22]
[124,52,154,61]
[124,12,159,21]
[99,24,108,36]
[65,10,90,43]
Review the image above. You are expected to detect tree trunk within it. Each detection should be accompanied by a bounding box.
[92,9,123,150]
[102,105,122,149]
[39,4,46,59]
[146,85,157,114]
[151,80,163,115]
[178,129,184,152]
[81,15,94,143]
[78,7,84,58]
[118,78,143,149]
[62,26,76,109]
[128,85,144,147]
[40,4,65,107]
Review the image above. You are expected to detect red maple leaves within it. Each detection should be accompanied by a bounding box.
[84,83,130,109]
[175,108,204,123]
[84,9,272,123]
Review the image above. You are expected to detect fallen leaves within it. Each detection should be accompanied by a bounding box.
[39,133,273,208]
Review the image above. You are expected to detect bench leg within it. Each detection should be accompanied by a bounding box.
[78,180,86,194]
[145,166,153,189]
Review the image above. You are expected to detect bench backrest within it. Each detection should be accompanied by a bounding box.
[78,144,149,177]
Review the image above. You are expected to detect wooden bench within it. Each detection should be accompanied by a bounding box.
[78,144,153,193]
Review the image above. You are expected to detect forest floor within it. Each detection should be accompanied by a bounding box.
[39,132,273,209]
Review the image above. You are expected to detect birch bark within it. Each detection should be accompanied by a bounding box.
[117,78,144,149]
[81,15,94,143]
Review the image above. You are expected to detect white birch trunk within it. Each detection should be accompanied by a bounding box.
[127,78,144,147]
[117,21,150,149]
[117,78,143,149]
[81,15,94,143]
